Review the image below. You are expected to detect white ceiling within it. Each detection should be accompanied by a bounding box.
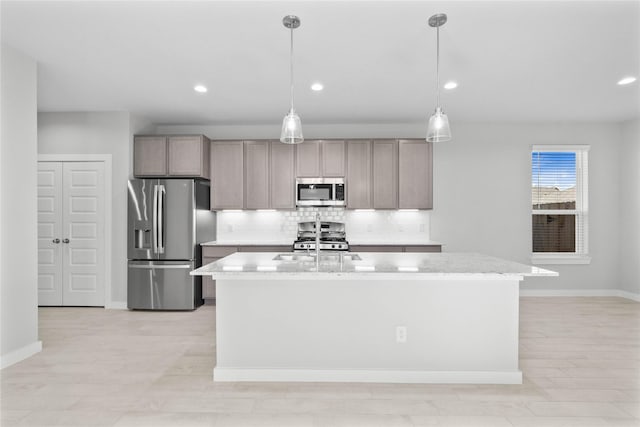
[2,0,639,126]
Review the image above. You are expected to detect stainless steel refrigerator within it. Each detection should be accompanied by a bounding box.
[127,179,215,310]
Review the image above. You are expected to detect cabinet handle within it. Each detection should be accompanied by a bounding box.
[52,238,61,244]
[62,238,70,244]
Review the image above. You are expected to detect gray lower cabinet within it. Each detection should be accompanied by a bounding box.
[134,135,210,178]
[210,141,244,210]
[398,139,433,209]
[350,245,441,253]
[244,141,270,209]
[201,245,292,302]
[270,142,295,209]
[346,140,372,209]
[372,140,398,209]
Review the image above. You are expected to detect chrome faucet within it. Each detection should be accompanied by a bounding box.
[315,211,321,268]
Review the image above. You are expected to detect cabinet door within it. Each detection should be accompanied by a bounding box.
[244,140,270,209]
[201,257,218,299]
[270,142,295,209]
[404,245,442,253]
[168,135,209,178]
[398,139,433,209]
[295,140,321,177]
[321,140,346,177]
[372,140,398,209]
[201,246,238,301]
[346,140,371,209]
[350,245,404,252]
[134,136,167,177]
[210,141,244,210]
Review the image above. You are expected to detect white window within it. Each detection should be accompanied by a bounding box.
[531,145,590,265]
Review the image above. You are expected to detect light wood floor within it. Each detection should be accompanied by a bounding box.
[1,297,638,427]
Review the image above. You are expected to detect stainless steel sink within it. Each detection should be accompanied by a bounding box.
[272,254,315,262]
[273,253,362,262]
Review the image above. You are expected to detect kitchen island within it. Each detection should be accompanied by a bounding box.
[191,252,557,384]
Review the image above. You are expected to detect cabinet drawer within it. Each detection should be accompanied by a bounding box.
[351,245,404,252]
[403,245,442,253]
[237,245,292,252]
[202,246,237,257]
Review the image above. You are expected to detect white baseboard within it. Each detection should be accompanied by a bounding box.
[106,301,127,310]
[0,341,42,369]
[520,289,640,301]
[615,290,640,302]
[213,367,522,384]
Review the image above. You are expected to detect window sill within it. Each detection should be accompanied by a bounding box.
[531,254,591,265]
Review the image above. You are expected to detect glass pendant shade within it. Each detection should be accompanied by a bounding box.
[426,107,451,142]
[426,13,452,143]
[280,15,303,144]
[280,109,303,144]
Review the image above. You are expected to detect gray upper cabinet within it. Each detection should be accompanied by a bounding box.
[346,140,372,209]
[321,140,346,177]
[133,136,167,177]
[295,140,345,177]
[206,137,432,211]
[134,134,210,179]
[270,142,295,209]
[168,135,210,178]
[210,141,244,210]
[244,140,270,209]
[295,140,321,177]
[398,139,433,209]
[372,140,398,209]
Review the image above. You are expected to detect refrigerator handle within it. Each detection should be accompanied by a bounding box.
[158,184,166,254]
[152,184,158,254]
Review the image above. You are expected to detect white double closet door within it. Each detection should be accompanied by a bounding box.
[38,161,106,306]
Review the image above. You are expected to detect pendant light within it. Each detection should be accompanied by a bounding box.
[280,15,304,144]
[426,13,452,142]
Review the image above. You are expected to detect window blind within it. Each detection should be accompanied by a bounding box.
[531,149,588,255]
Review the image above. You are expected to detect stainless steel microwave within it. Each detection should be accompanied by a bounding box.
[296,178,345,207]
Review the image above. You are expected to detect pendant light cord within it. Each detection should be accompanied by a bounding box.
[290,26,295,112]
[436,25,440,109]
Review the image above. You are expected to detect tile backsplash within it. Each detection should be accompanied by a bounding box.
[215,208,431,243]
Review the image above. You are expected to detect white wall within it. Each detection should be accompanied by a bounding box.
[619,119,640,294]
[0,45,41,368]
[430,123,621,292]
[157,121,623,292]
[38,112,154,306]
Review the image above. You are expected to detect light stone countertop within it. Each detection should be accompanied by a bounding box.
[191,252,558,280]
[201,240,442,246]
[201,240,292,246]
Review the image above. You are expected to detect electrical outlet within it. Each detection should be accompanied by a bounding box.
[366,224,373,232]
[396,326,407,343]
[419,223,425,232]
[227,225,233,232]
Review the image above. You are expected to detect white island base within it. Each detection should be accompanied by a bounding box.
[194,252,558,384]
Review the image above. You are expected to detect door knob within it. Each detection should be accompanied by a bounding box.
[62,238,70,244]
[52,238,60,244]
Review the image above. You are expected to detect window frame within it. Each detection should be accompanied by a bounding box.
[531,145,591,265]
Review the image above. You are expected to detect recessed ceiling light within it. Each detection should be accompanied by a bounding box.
[311,82,324,91]
[444,81,458,90]
[617,76,637,86]
[194,85,208,93]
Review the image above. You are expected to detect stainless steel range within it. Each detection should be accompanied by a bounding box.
[293,220,349,251]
